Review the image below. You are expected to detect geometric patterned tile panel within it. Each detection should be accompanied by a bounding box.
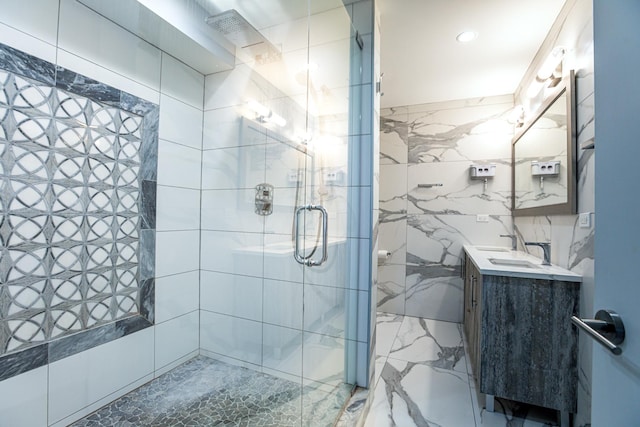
[0,67,145,355]
[0,41,157,382]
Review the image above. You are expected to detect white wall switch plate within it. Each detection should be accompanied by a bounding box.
[476,214,489,223]
[579,212,591,228]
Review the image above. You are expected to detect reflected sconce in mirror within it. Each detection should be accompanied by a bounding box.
[246,99,287,127]
[513,70,576,216]
[526,46,566,100]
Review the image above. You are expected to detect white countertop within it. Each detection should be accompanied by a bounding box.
[463,245,582,282]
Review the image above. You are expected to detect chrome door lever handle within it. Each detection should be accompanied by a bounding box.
[571,309,625,355]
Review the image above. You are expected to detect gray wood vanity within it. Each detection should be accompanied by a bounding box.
[463,245,581,424]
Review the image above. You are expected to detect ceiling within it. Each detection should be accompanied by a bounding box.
[377,0,567,108]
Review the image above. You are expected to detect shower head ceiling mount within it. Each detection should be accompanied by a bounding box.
[205,9,281,64]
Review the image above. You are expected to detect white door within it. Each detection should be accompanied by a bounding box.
[592,1,640,425]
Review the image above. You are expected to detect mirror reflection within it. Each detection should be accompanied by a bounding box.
[513,74,576,215]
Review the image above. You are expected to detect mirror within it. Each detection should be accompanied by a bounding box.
[512,71,576,216]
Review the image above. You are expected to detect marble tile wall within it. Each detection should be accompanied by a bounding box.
[513,1,594,426]
[378,95,515,323]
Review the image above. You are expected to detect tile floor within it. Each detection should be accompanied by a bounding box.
[364,313,560,427]
[72,356,351,426]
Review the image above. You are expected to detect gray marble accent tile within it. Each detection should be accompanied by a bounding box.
[140,107,160,181]
[0,42,55,85]
[376,265,405,314]
[139,278,155,323]
[55,67,120,105]
[0,344,48,382]
[139,229,155,281]
[140,180,156,230]
[48,323,118,363]
[120,92,158,116]
[405,267,464,323]
[116,315,153,336]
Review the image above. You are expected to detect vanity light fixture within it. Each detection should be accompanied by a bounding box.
[456,31,477,43]
[526,46,566,99]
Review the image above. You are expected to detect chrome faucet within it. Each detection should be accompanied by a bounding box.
[524,242,551,265]
[500,234,517,251]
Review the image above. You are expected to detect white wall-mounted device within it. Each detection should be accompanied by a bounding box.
[531,161,561,176]
[469,164,496,179]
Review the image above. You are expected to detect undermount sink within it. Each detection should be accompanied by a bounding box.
[488,258,538,268]
[474,246,511,252]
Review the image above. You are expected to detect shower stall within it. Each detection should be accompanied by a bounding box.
[0,0,377,425]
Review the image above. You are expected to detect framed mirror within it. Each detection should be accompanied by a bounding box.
[512,70,576,216]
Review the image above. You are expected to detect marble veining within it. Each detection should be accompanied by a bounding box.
[364,313,562,427]
[73,356,351,427]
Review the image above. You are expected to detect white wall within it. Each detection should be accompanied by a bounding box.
[0,0,203,425]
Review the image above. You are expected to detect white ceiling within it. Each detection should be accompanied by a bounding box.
[377,0,567,108]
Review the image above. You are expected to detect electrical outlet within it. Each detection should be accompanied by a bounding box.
[579,212,591,228]
[476,214,489,223]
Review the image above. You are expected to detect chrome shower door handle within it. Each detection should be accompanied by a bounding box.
[293,204,329,267]
[293,205,306,265]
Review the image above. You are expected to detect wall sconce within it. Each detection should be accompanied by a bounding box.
[526,46,566,99]
[246,99,287,127]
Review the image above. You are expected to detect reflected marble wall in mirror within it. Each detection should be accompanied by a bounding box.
[513,71,576,216]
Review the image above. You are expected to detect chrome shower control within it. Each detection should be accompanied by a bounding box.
[255,183,274,216]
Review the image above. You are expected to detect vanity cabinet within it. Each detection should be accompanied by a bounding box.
[463,251,580,415]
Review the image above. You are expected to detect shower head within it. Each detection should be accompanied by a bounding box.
[205,9,281,64]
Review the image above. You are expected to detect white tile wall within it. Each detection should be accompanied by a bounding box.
[156,186,201,231]
[160,53,204,109]
[48,328,154,425]
[157,139,202,189]
[0,366,48,427]
[0,22,56,63]
[200,230,263,277]
[56,49,160,104]
[200,312,262,366]
[262,324,303,377]
[201,145,266,190]
[159,94,204,149]
[263,279,303,329]
[155,271,200,323]
[202,107,245,150]
[155,230,200,277]
[200,271,263,322]
[0,0,59,46]
[57,0,162,92]
[155,311,199,370]
[200,189,263,233]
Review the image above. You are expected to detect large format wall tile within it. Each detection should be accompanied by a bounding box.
[154,311,199,371]
[157,140,201,189]
[200,312,262,366]
[155,271,199,323]
[159,94,203,149]
[48,328,154,425]
[58,0,161,92]
[201,271,263,322]
[159,53,204,109]
[0,366,48,427]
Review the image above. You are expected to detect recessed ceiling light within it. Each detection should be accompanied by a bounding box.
[456,31,478,43]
